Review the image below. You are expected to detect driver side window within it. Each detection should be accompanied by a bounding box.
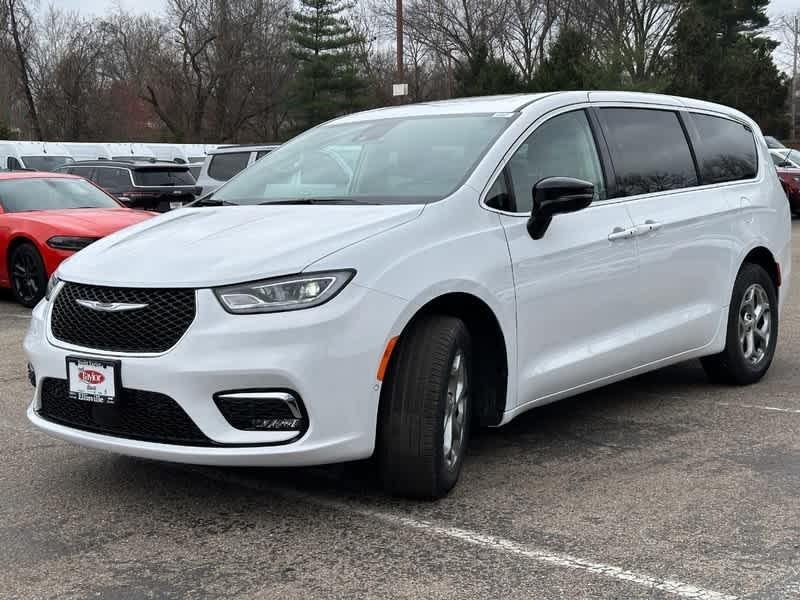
[505,110,606,213]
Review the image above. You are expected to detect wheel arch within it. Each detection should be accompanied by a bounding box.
[741,246,780,296]
[4,234,41,281]
[383,291,509,427]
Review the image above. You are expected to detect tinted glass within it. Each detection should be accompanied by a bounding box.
[692,114,757,183]
[94,167,132,189]
[601,108,697,196]
[133,169,195,186]
[112,156,153,161]
[216,114,514,205]
[255,150,271,160]
[188,156,205,163]
[69,166,95,179]
[0,178,119,212]
[21,156,74,171]
[208,152,251,181]
[189,166,201,180]
[7,157,22,170]
[505,110,605,213]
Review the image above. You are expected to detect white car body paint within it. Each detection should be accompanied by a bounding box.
[26,91,791,466]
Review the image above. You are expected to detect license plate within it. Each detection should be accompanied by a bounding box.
[169,201,183,209]
[67,357,119,405]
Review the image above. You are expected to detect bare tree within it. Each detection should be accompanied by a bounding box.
[1,0,42,139]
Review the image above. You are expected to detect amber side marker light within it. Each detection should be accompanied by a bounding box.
[377,336,399,381]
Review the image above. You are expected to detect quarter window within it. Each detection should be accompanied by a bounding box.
[691,113,757,183]
[7,157,22,170]
[208,152,250,181]
[600,108,697,197]
[94,168,131,189]
[504,110,606,213]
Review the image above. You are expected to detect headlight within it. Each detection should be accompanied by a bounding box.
[46,236,98,251]
[45,274,61,301]
[214,270,355,314]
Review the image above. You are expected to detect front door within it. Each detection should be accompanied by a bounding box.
[495,109,642,407]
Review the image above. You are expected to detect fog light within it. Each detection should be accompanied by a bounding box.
[27,363,36,387]
[213,390,307,432]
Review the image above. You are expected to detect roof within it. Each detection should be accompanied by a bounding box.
[210,144,280,155]
[332,91,754,125]
[61,160,190,170]
[0,171,78,181]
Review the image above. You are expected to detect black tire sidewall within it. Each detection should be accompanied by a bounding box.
[725,264,778,382]
[434,323,472,492]
[9,243,46,308]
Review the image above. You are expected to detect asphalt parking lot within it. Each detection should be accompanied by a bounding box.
[1,225,799,600]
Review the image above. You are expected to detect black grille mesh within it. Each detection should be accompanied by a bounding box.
[51,283,196,353]
[38,378,212,445]
[214,395,302,430]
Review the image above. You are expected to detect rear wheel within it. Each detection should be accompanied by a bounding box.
[378,315,472,499]
[9,243,47,308]
[701,263,778,385]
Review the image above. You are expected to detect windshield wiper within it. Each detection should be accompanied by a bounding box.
[191,197,238,207]
[257,198,377,205]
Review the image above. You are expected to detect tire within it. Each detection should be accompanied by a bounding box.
[9,243,47,308]
[701,263,778,385]
[378,315,472,499]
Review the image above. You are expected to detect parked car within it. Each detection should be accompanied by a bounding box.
[764,135,786,149]
[146,144,189,164]
[106,143,157,162]
[26,92,791,499]
[57,160,199,212]
[770,148,800,169]
[180,144,213,164]
[61,143,113,162]
[0,171,153,306]
[774,161,800,215]
[195,144,279,196]
[0,141,74,171]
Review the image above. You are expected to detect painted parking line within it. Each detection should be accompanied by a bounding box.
[187,467,737,600]
[717,402,800,415]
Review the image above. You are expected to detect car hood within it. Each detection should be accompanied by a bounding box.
[57,204,425,287]
[13,208,153,236]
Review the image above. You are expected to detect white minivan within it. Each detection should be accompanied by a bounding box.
[26,92,791,498]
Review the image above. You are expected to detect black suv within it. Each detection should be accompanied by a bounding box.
[56,160,200,212]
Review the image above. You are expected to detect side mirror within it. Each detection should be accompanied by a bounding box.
[526,177,594,240]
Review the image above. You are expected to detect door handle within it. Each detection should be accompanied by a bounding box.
[643,219,662,232]
[608,226,636,241]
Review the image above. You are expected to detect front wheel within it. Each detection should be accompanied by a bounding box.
[9,243,47,308]
[701,263,778,385]
[378,315,472,499]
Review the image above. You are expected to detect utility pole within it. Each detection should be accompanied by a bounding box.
[392,0,408,103]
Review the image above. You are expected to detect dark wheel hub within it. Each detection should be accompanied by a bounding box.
[12,252,42,303]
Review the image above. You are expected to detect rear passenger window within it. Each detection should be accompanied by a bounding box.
[208,153,250,181]
[691,114,757,183]
[601,108,697,197]
[7,157,22,171]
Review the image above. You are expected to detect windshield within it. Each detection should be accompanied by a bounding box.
[133,169,195,186]
[215,114,514,205]
[22,156,75,171]
[0,178,120,212]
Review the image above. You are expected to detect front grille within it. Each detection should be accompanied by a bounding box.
[51,283,196,353]
[38,378,212,445]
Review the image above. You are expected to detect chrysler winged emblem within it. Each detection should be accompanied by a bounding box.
[75,299,149,312]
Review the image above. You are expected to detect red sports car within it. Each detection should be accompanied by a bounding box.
[0,172,154,307]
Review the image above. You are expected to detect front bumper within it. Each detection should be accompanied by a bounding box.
[25,283,406,466]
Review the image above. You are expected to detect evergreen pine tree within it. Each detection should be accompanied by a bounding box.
[289,0,366,131]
